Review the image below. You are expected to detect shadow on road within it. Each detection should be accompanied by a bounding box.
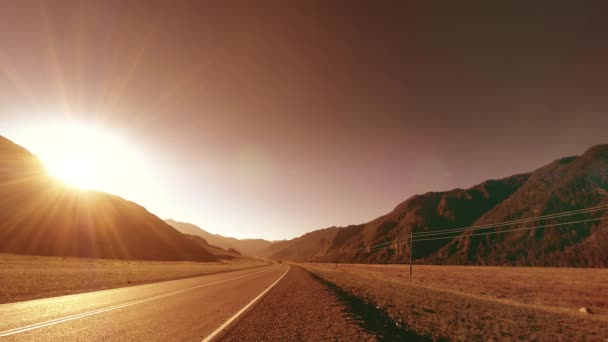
[310,273,445,342]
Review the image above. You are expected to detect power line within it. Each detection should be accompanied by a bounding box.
[412,204,608,237]
[350,206,599,253]
[336,215,607,257]
[410,216,608,243]
[335,205,608,254]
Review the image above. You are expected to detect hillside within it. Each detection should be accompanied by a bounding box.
[165,219,274,257]
[184,234,244,260]
[258,226,341,262]
[262,145,608,267]
[261,173,529,263]
[0,136,224,262]
[431,145,608,267]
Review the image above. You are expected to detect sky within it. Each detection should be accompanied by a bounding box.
[0,1,607,240]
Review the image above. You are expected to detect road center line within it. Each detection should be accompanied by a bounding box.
[0,266,278,338]
[202,265,291,342]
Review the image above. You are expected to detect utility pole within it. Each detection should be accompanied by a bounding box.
[409,231,413,280]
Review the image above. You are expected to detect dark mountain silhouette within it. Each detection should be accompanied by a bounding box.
[258,226,341,262]
[184,235,243,260]
[262,145,608,267]
[165,219,273,257]
[227,248,241,255]
[0,136,226,261]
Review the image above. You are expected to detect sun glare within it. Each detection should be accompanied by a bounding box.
[49,145,101,189]
[10,121,149,193]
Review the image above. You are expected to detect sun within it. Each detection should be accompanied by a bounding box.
[9,121,147,192]
[48,145,101,189]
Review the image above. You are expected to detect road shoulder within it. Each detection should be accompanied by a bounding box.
[219,266,376,341]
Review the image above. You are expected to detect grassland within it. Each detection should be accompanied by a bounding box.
[0,253,270,304]
[302,263,608,341]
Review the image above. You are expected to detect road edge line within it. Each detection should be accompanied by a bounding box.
[201,265,291,342]
[0,266,278,337]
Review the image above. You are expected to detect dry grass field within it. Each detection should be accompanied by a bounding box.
[0,253,270,304]
[302,263,608,341]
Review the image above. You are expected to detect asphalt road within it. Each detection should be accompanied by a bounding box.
[0,264,289,341]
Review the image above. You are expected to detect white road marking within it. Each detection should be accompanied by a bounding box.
[202,265,291,342]
[0,266,278,337]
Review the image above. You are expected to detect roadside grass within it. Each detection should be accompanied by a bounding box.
[302,263,608,341]
[309,271,440,341]
[0,253,270,304]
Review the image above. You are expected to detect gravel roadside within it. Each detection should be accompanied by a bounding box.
[219,266,377,341]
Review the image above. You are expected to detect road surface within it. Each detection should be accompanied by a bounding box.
[0,264,289,341]
[220,266,376,341]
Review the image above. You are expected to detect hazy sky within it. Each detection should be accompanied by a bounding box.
[1,1,607,240]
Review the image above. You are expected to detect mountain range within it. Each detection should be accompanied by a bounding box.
[165,219,273,257]
[260,145,608,267]
[1,134,606,267]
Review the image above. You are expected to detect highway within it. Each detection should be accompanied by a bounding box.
[0,264,289,341]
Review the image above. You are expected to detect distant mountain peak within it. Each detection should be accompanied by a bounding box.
[261,144,608,267]
[165,219,273,257]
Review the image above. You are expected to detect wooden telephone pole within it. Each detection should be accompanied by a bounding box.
[409,231,413,280]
